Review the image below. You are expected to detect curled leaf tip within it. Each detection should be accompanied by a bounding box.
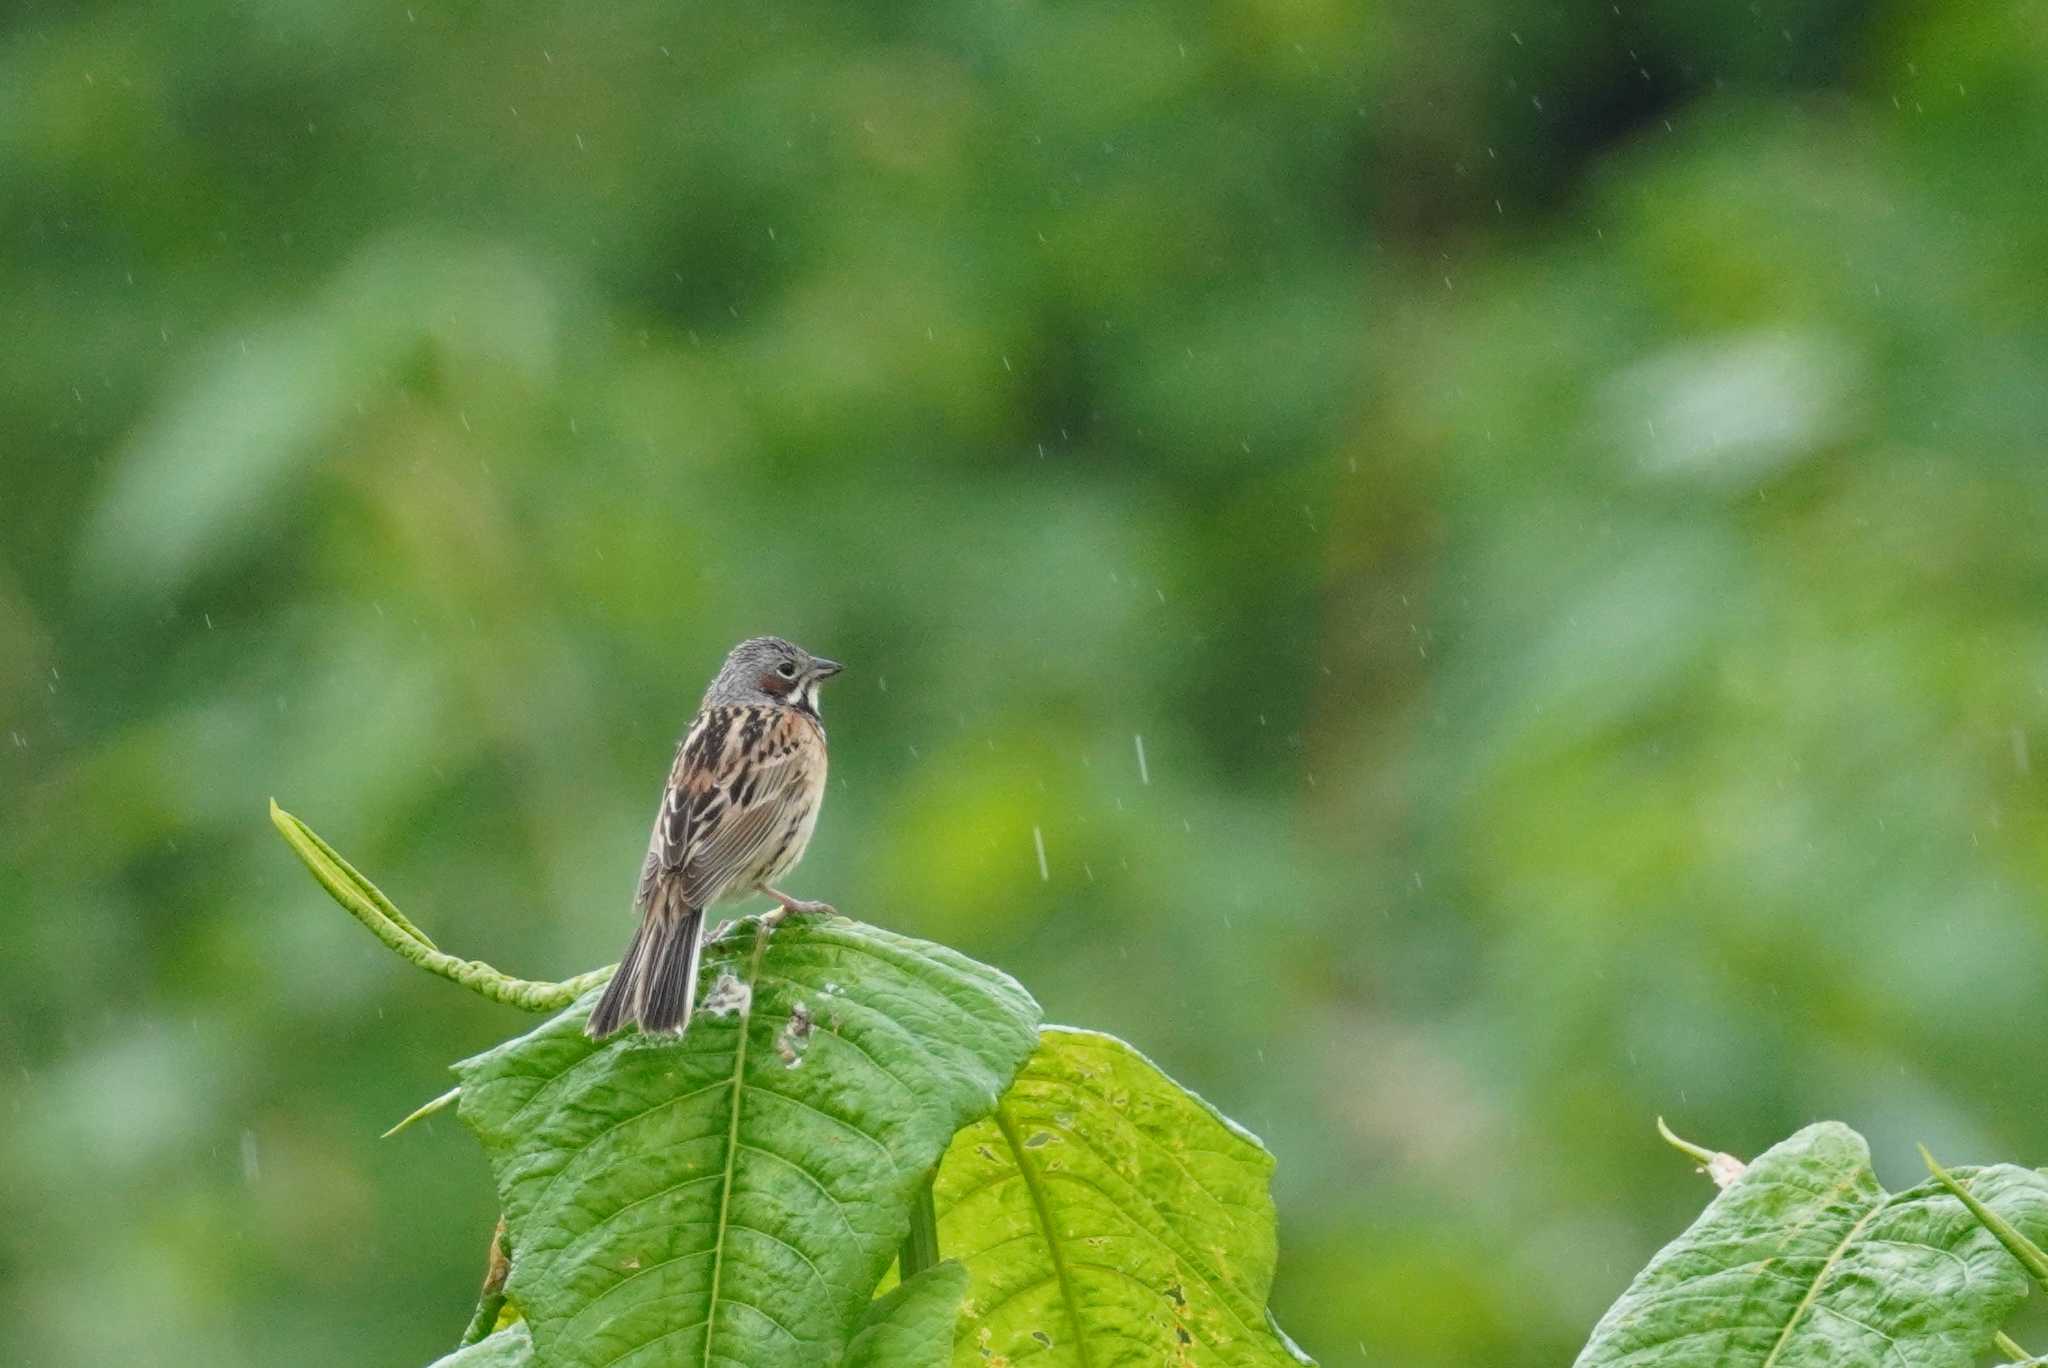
[1657,1116,1746,1188]
[1656,1116,1711,1162]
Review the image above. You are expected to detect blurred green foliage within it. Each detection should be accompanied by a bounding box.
[4,0,2047,1363]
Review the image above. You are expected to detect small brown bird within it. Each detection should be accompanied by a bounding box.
[586,636,843,1039]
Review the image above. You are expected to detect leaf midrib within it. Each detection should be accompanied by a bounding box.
[995,1104,1097,1368]
[1758,1198,1886,1368]
[703,927,771,1368]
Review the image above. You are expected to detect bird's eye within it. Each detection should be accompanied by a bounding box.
[776,662,798,678]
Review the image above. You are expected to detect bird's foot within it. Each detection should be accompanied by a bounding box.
[760,887,836,928]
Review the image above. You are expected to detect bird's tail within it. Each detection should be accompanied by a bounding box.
[586,901,705,1039]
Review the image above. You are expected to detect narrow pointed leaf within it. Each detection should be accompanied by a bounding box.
[385,1085,462,1139]
[455,917,1040,1368]
[935,1027,1314,1366]
[272,803,613,1012]
[1922,1144,2048,1293]
[271,799,439,949]
[841,1261,970,1368]
[1576,1121,2048,1366]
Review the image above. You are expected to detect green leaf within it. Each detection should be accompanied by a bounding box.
[1576,1121,2048,1366]
[935,1026,1314,1366]
[841,1261,970,1368]
[430,1321,532,1367]
[455,916,1040,1368]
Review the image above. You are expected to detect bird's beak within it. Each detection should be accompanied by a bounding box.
[812,657,845,678]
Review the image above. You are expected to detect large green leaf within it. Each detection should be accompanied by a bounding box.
[935,1027,1314,1366]
[842,1261,970,1368]
[1576,1122,2048,1366]
[456,916,1040,1368]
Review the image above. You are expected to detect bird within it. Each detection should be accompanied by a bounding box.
[585,636,844,1039]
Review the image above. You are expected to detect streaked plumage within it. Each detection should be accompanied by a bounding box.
[587,637,842,1039]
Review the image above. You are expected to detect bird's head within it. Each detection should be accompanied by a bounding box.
[707,636,844,715]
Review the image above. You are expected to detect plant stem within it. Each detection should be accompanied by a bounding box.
[1994,1330,2037,1364]
[898,1169,941,1281]
[271,799,615,1013]
[459,1217,513,1347]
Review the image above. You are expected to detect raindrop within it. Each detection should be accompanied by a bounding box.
[1133,734,1150,785]
[1032,826,1049,882]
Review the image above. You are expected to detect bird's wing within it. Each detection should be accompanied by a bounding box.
[642,706,820,910]
[635,734,693,914]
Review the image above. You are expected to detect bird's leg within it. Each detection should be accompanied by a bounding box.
[760,885,836,927]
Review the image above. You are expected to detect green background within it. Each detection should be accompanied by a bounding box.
[5,1,2046,1363]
